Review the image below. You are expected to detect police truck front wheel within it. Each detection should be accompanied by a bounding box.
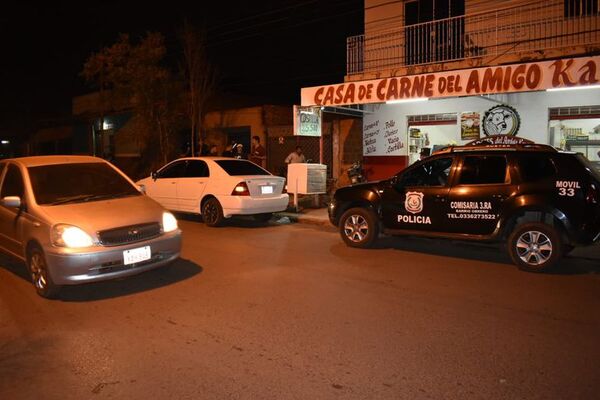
[339,207,379,248]
[508,222,562,272]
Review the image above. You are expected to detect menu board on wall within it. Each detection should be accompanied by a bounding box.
[363,106,407,156]
[460,111,480,140]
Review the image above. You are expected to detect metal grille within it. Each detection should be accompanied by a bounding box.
[347,0,600,75]
[267,136,333,178]
[98,222,161,246]
[408,113,458,124]
[550,105,600,118]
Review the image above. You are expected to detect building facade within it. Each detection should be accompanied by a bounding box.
[302,0,600,180]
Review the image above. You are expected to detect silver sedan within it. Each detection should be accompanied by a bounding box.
[0,156,181,298]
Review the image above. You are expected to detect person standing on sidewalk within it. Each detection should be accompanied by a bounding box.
[249,135,266,168]
[285,146,306,164]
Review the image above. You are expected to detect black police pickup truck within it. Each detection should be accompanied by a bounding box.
[329,143,600,272]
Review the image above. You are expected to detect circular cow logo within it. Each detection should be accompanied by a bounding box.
[482,105,520,136]
[405,191,424,214]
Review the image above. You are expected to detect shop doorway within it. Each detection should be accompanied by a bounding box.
[225,127,251,159]
[407,113,458,164]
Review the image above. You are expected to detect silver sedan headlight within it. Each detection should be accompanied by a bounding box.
[51,224,94,248]
[162,212,178,233]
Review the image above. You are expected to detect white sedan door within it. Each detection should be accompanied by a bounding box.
[145,160,187,211]
[177,160,209,213]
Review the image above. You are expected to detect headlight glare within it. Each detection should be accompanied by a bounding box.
[52,224,94,248]
[162,212,178,233]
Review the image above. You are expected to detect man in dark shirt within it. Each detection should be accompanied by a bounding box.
[250,135,266,167]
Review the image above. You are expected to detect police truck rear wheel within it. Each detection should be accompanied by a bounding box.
[508,222,562,273]
[340,207,379,248]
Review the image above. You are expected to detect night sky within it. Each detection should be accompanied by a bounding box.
[0,0,363,136]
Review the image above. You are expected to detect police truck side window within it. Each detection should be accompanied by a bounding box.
[458,156,507,185]
[517,154,557,182]
[399,157,453,187]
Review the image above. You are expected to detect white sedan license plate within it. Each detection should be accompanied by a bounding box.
[123,246,151,265]
[261,185,274,194]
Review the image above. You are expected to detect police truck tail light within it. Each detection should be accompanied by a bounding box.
[586,183,599,205]
[232,182,250,196]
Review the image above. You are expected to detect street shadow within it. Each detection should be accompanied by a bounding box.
[0,253,30,281]
[174,212,285,229]
[58,258,202,302]
[343,236,600,275]
[0,253,202,302]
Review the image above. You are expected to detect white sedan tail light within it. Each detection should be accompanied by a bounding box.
[231,182,250,196]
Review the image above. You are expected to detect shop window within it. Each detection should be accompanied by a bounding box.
[398,157,453,187]
[458,156,507,185]
[564,0,598,17]
[517,155,557,183]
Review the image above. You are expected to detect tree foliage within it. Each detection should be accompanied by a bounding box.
[82,32,184,171]
[179,21,216,155]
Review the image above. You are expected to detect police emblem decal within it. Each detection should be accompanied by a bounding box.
[405,191,424,214]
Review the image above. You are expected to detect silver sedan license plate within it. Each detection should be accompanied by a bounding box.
[261,185,274,194]
[123,246,151,265]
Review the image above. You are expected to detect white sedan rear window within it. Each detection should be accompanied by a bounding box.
[215,160,271,176]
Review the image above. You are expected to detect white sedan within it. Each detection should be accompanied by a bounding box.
[137,157,289,226]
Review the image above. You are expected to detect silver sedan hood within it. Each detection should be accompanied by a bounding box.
[38,195,166,236]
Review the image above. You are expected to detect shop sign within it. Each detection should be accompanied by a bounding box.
[293,105,322,136]
[482,105,520,136]
[467,135,534,147]
[301,56,600,106]
[363,111,405,156]
[460,112,480,140]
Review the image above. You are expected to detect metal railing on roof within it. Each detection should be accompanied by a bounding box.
[347,0,600,75]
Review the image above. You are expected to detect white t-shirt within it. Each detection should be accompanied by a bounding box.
[285,152,306,164]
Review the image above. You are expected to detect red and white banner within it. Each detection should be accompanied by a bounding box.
[301,56,600,107]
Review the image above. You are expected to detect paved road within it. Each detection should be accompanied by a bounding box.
[1,217,599,399]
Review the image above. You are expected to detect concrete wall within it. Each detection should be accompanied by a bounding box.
[203,106,263,152]
[72,91,131,116]
[203,105,293,156]
[333,118,363,187]
[365,0,404,34]
[365,88,600,149]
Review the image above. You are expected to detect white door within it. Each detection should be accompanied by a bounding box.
[177,160,209,212]
[146,161,186,210]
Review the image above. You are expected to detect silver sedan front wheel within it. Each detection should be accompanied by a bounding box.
[27,246,61,298]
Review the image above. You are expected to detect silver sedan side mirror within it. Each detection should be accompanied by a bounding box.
[2,196,21,208]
